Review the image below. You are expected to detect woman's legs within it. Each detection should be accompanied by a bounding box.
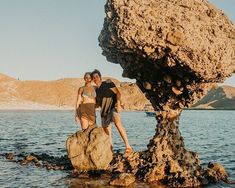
[80,117,89,130]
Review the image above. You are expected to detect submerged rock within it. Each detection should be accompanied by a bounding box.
[99,0,234,187]
[109,173,135,186]
[6,153,14,160]
[2,152,72,170]
[204,162,229,183]
[66,125,113,170]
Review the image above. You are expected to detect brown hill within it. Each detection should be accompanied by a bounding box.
[0,73,234,110]
[17,79,82,107]
[118,82,149,110]
[0,73,17,82]
[0,73,20,102]
[192,85,235,109]
[0,73,148,110]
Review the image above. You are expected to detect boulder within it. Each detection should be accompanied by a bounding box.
[99,0,234,187]
[203,162,229,183]
[109,173,135,186]
[66,125,113,170]
[99,0,235,113]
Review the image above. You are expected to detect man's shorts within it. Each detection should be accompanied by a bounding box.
[101,108,120,127]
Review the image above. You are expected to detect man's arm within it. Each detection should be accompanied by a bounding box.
[110,87,122,113]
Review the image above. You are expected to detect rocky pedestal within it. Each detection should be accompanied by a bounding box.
[66,125,113,170]
[99,0,234,187]
[143,119,202,187]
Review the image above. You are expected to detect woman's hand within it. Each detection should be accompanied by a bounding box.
[75,109,80,123]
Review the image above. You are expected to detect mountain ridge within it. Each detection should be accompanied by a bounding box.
[0,73,234,110]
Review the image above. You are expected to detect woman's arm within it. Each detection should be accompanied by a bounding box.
[75,87,83,120]
[75,87,83,109]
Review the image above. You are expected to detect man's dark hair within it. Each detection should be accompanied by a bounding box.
[91,69,101,78]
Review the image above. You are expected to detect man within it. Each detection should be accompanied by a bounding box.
[91,69,133,155]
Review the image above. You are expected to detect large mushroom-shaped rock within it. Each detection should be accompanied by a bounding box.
[66,125,113,170]
[99,0,234,187]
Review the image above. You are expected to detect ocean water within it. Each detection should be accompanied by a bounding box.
[0,110,234,188]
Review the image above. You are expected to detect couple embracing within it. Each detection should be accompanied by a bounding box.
[75,69,133,155]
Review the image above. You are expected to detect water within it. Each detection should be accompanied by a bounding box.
[0,110,234,187]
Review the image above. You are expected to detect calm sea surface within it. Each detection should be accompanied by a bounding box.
[0,110,234,188]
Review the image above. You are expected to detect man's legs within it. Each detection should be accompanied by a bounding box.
[112,114,131,149]
[102,118,113,146]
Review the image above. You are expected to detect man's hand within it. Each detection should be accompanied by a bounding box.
[75,115,80,123]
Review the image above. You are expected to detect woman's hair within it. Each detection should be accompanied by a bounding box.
[83,72,92,79]
[91,69,101,78]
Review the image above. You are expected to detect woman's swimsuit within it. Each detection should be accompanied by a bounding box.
[77,86,96,123]
[82,86,96,99]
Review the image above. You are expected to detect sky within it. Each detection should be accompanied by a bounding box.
[0,0,234,86]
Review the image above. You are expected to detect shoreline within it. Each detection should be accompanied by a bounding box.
[0,101,73,111]
[0,101,235,111]
[0,108,235,111]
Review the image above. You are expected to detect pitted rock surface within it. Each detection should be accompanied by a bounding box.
[99,0,235,116]
[99,0,234,186]
[66,125,113,170]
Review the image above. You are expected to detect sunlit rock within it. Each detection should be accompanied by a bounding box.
[66,125,113,170]
[99,0,234,186]
[109,173,135,186]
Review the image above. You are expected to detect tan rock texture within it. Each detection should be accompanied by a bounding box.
[66,125,113,170]
[201,162,230,184]
[99,0,235,114]
[109,173,135,186]
[99,0,234,186]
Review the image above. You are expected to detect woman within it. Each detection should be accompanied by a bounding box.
[75,72,96,130]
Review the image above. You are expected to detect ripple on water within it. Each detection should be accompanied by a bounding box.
[0,110,234,187]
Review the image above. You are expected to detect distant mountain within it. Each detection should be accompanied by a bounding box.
[0,73,147,110]
[192,85,235,109]
[0,73,234,110]
[0,73,20,102]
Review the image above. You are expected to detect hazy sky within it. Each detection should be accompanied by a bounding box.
[0,0,234,85]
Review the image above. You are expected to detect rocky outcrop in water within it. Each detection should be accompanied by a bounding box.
[99,0,235,186]
[109,121,203,187]
[109,173,135,186]
[66,125,113,170]
[2,152,72,170]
